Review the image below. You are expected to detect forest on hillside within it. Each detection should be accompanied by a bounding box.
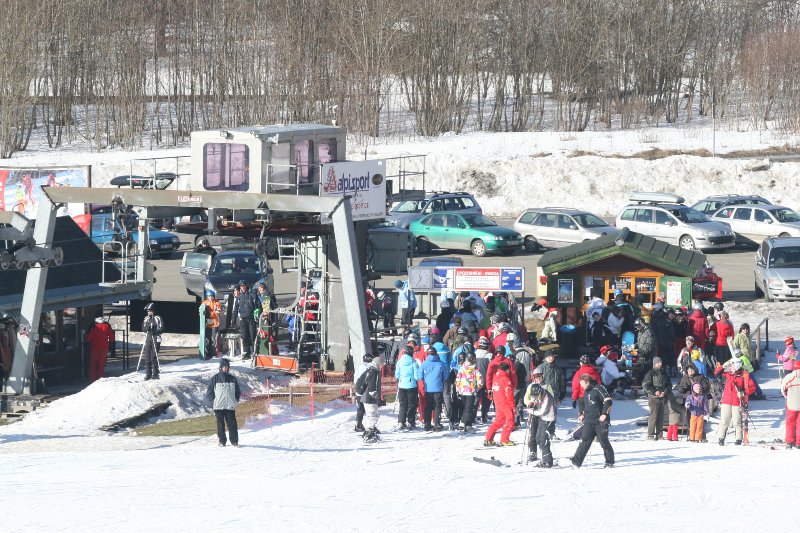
[1,0,799,156]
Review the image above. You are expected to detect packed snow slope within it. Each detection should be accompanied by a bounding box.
[0,301,797,532]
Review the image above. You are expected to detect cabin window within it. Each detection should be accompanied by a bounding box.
[203,143,249,191]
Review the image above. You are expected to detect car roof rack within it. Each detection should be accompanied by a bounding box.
[629,192,685,205]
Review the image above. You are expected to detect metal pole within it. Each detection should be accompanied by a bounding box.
[4,196,58,394]
[712,87,716,158]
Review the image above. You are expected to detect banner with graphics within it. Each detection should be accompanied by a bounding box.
[319,160,386,221]
[0,166,89,218]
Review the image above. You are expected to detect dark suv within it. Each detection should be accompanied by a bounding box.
[691,195,771,215]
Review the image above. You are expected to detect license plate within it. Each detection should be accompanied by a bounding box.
[160,244,172,249]
[792,290,800,296]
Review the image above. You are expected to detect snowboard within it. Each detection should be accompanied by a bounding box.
[199,303,207,359]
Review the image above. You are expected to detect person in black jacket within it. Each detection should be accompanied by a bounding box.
[642,356,677,440]
[142,303,163,380]
[570,374,615,468]
[235,281,258,360]
[359,355,385,443]
[206,358,241,447]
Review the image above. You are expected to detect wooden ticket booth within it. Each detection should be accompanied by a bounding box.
[537,228,709,351]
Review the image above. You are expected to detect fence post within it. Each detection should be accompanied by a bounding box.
[310,363,316,422]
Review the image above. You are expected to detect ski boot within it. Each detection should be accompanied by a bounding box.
[787,443,796,449]
[718,438,725,446]
[528,452,538,463]
[354,424,366,433]
[457,423,466,432]
[483,439,498,447]
[734,440,742,446]
[363,428,380,444]
[535,462,552,469]
[500,441,517,447]
[569,457,581,468]
[604,463,614,468]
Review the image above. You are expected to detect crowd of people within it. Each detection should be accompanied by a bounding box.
[350,286,800,464]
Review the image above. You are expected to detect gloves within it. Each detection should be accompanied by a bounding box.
[572,400,577,408]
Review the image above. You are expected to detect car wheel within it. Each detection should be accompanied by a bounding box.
[266,238,278,258]
[679,235,695,250]
[471,239,487,257]
[524,237,539,253]
[754,280,764,298]
[779,232,791,238]
[416,237,432,253]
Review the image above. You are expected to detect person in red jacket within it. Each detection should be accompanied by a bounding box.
[486,346,517,392]
[85,316,115,383]
[484,362,516,446]
[713,311,735,364]
[572,354,602,415]
[715,357,756,445]
[409,338,427,423]
[687,304,709,351]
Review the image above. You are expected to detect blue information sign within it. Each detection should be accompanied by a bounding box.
[500,268,524,292]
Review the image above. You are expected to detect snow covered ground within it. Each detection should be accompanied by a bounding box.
[0,300,796,532]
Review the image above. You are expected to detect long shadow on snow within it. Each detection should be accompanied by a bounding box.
[617,454,735,467]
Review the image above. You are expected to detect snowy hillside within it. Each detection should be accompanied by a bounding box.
[1,300,797,531]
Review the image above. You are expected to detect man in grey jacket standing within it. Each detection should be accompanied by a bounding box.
[206,358,242,447]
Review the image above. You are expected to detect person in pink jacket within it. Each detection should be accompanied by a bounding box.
[777,336,798,376]
[780,360,800,449]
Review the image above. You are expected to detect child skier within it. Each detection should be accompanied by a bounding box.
[685,382,710,442]
[525,383,556,467]
[455,353,483,431]
[777,336,798,378]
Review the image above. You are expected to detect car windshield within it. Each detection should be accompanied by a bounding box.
[769,208,800,223]
[211,255,260,275]
[769,247,800,268]
[669,207,708,223]
[392,200,423,213]
[462,214,497,227]
[573,213,608,228]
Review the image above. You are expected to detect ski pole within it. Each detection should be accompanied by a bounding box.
[522,411,532,465]
[135,337,147,371]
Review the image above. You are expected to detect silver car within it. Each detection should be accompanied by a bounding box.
[387,192,481,229]
[616,199,734,251]
[754,237,800,301]
[712,205,800,246]
[513,208,618,252]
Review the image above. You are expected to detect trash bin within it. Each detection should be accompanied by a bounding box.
[558,324,578,358]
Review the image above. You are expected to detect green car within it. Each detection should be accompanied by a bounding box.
[409,212,523,256]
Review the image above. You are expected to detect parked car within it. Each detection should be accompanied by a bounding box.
[387,192,482,229]
[180,250,274,300]
[615,192,735,251]
[711,205,800,246]
[74,212,180,259]
[418,256,465,268]
[754,237,800,301]
[408,212,522,256]
[513,207,618,252]
[691,194,771,215]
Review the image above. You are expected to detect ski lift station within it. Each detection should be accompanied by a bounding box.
[1,124,422,405]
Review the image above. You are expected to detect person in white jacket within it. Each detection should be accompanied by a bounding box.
[780,360,800,449]
[595,353,627,396]
[540,311,558,343]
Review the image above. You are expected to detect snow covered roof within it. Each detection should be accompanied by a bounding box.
[538,228,706,277]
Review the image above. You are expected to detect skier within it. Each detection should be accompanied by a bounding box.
[455,353,483,431]
[85,314,115,383]
[780,360,800,449]
[206,358,241,447]
[420,345,448,431]
[570,374,615,468]
[484,362,516,447]
[642,357,678,441]
[538,350,565,403]
[395,345,421,430]
[715,357,756,446]
[572,354,602,414]
[358,355,385,443]
[777,336,798,378]
[201,290,223,360]
[142,303,163,380]
[712,311,735,364]
[525,383,556,467]
[234,280,258,360]
[353,353,373,433]
[685,383,709,442]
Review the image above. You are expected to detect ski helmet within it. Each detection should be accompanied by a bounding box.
[713,302,724,311]
[440,299,451,309]
[219,358,231,368]
[144,303,155,311]
[785,336,794,346]
[579,354,590,365]
[457,326,468,335]
[730,358,743,371]
[529,384,543,397]
[204,289,216,298]
[478,338,490,349]
[633,317,645,331]
[490,314,500,324]
[614,289,623,297]
[362,353,374,363]
[403,345,414,356]
[494,346,506,355]
[426,346,437,355]
[532,366,544,376]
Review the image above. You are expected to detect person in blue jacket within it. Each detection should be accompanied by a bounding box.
[395,279,417,326]
[420,345,449,431]
[395,345,421,430]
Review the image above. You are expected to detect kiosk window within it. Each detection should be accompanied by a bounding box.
[203,143,249,191]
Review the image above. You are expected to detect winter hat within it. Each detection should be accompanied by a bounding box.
[607,351,620,362]
[426,346,437,355]
[730,358,743,371]
[544,350,556,359]
[599,345,613,355]
[430,327,440,335]
[494,346,506,355]
[785,336,795,346]
[394,280,404,289]
[403,345,414,356]
[692,382,702,394]
[219,358,231,368]
[652,356,663,366]
[95,316,107,324]
[532,366,544,376]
